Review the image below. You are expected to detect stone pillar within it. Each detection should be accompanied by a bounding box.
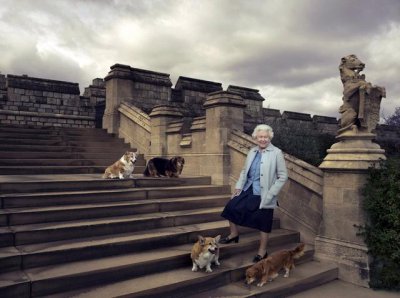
[103,64,134,133]
[203,91,246,185]
[149,105,183,157]
[316,130,386,287]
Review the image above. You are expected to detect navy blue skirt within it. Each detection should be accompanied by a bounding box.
[221,186,274,233]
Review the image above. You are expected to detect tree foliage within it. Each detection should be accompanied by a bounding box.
[360,158,400,290]
[384,107,400,127]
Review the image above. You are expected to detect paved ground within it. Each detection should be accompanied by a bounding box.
[289,280,400,298]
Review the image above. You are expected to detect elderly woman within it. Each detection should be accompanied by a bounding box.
[220,124,288,262]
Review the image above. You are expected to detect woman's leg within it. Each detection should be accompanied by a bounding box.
[228,221,239,237]
[258,231,269,256]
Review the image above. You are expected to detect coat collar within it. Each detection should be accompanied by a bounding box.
[252,143,275,152]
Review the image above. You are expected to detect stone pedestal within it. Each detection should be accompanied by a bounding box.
[103,64,134,134]
[317,130,386,287]
[203,91,246,185]
[149,105,183,157]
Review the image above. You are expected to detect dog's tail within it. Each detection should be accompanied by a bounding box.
[143,165,150,177]
[290,243,305,259]
[143,160,155,177]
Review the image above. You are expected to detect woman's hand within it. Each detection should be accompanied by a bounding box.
[231,189,242,198]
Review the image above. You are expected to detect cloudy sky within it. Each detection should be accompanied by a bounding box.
[0,0,399,119]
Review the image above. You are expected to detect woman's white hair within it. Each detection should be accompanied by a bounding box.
[252,124,274,139]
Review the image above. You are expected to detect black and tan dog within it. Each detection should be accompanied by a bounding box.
[143,156,185,178]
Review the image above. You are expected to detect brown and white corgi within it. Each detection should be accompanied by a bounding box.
[103,151,137,179]
[190,235,221,273]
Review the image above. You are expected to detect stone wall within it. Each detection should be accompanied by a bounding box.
[83,78,106,105]
[104,64,172,114]
[171,76,223,117]
[0,74,97,128]
[102,64,264,132]
[102,63,400,164]
[227,85,265,119]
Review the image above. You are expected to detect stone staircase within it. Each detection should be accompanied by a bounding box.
[0,125,338,297]
[0,125,144,175]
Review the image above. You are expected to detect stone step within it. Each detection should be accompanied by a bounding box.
[0,246,21,273]
[0,126,113,137]
[0,174,211,194]
[1,184,230,208]
[0,165,145,175]
[8,207,226,245]
[0,158,146,167]
[0,220,224,272]
[0,227,14,247]
[187,260,338,298]
[0,271,30,298]
[0,232,301,297]
[1,221,283,273]
[2,195,228,225]
[0,132,120,141]
[0,151,138,160]
[0,144,131,152]
[40,242,318,298]
[0,137,128,147]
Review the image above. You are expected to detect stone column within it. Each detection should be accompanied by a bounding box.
[103,64,134,134]
[316,130,386,287]
[203,91,246,185]
[149,105,183,157]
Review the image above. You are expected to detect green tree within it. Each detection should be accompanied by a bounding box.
[384,107,400,127]
[361,158,400,290]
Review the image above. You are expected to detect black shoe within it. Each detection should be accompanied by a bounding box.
[220,235,240,244]
[253,251,268,263]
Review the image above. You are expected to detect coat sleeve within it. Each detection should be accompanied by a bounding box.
[267,149,288,197]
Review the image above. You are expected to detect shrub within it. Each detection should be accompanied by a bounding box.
[361,157,400,290]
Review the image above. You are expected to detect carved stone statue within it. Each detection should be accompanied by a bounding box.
[338,54,386,134]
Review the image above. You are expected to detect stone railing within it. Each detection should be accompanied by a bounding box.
[118,101,151,154]
[228,129,323,245]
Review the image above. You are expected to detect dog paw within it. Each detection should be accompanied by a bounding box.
[192,267,198,272]
[206,268,213,273]
[257,282,265,287]
[284,274,289,278]
[215,260,220,266]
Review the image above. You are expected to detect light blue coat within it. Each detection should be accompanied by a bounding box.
[235,144,288,209]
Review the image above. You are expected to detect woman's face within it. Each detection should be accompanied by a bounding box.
[256,130,271,149]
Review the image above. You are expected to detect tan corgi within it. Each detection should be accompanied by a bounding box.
[103,151,137,179]
[245,243,305,287]
[190,235,221,273]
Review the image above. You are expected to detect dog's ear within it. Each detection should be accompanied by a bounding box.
[214,235,221,243]
[198,235,205,245]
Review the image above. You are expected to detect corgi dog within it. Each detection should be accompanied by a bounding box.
[190,235,221,273]
[143,156,185,178]
[103,151,137,179]
[245,243,305,287]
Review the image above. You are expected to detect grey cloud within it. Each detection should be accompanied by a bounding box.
[0,0,399,119]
